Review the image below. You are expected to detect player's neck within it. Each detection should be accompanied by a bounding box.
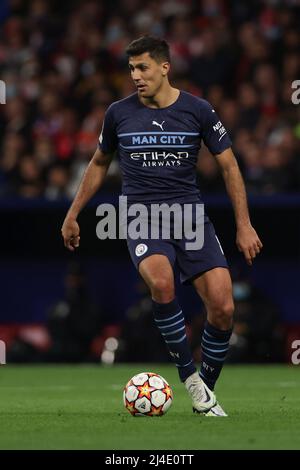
[140,85,180,109]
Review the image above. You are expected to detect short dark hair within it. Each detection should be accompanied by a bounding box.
[126,36,170,63]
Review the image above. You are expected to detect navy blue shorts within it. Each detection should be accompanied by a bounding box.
[125,201,228,285]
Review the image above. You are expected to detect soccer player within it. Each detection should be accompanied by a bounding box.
[61,36,263,416]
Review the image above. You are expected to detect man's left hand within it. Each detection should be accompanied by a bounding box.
[236,224,263,266]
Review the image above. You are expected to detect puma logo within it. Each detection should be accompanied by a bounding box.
[152,120,165,131]
[203,388,211,403]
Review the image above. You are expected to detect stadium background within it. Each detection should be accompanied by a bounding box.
[0,0,299,366]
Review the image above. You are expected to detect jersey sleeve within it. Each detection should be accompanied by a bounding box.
[98,104,118,154]
[199,100,232,155]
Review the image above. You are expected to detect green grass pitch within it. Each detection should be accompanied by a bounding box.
[0,364,299,450]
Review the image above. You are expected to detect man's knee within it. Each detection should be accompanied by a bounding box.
[209,299,234,329]
[150,277,175,302]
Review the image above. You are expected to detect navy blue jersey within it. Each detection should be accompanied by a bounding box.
[98,90,231,203]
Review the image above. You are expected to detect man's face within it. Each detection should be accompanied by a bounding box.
[128,52,169,98]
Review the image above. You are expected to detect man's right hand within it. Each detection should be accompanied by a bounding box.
[61,218,80,251]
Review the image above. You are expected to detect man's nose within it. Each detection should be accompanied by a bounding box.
[132,69,141,81]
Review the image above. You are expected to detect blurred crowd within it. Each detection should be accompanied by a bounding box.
[0,0,300,200]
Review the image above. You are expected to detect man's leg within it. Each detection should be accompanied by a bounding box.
[192,267,234,392]
[138,254,197,382]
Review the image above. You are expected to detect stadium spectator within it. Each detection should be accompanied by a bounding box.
[0,0,299,199]
[44,261,102,362]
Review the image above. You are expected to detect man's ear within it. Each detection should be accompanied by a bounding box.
[161,62,170,76]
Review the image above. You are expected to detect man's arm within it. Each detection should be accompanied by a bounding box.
[214,147,263,265]
[61,148,114,251]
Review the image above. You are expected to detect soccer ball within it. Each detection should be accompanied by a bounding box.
[123,372,173,416]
